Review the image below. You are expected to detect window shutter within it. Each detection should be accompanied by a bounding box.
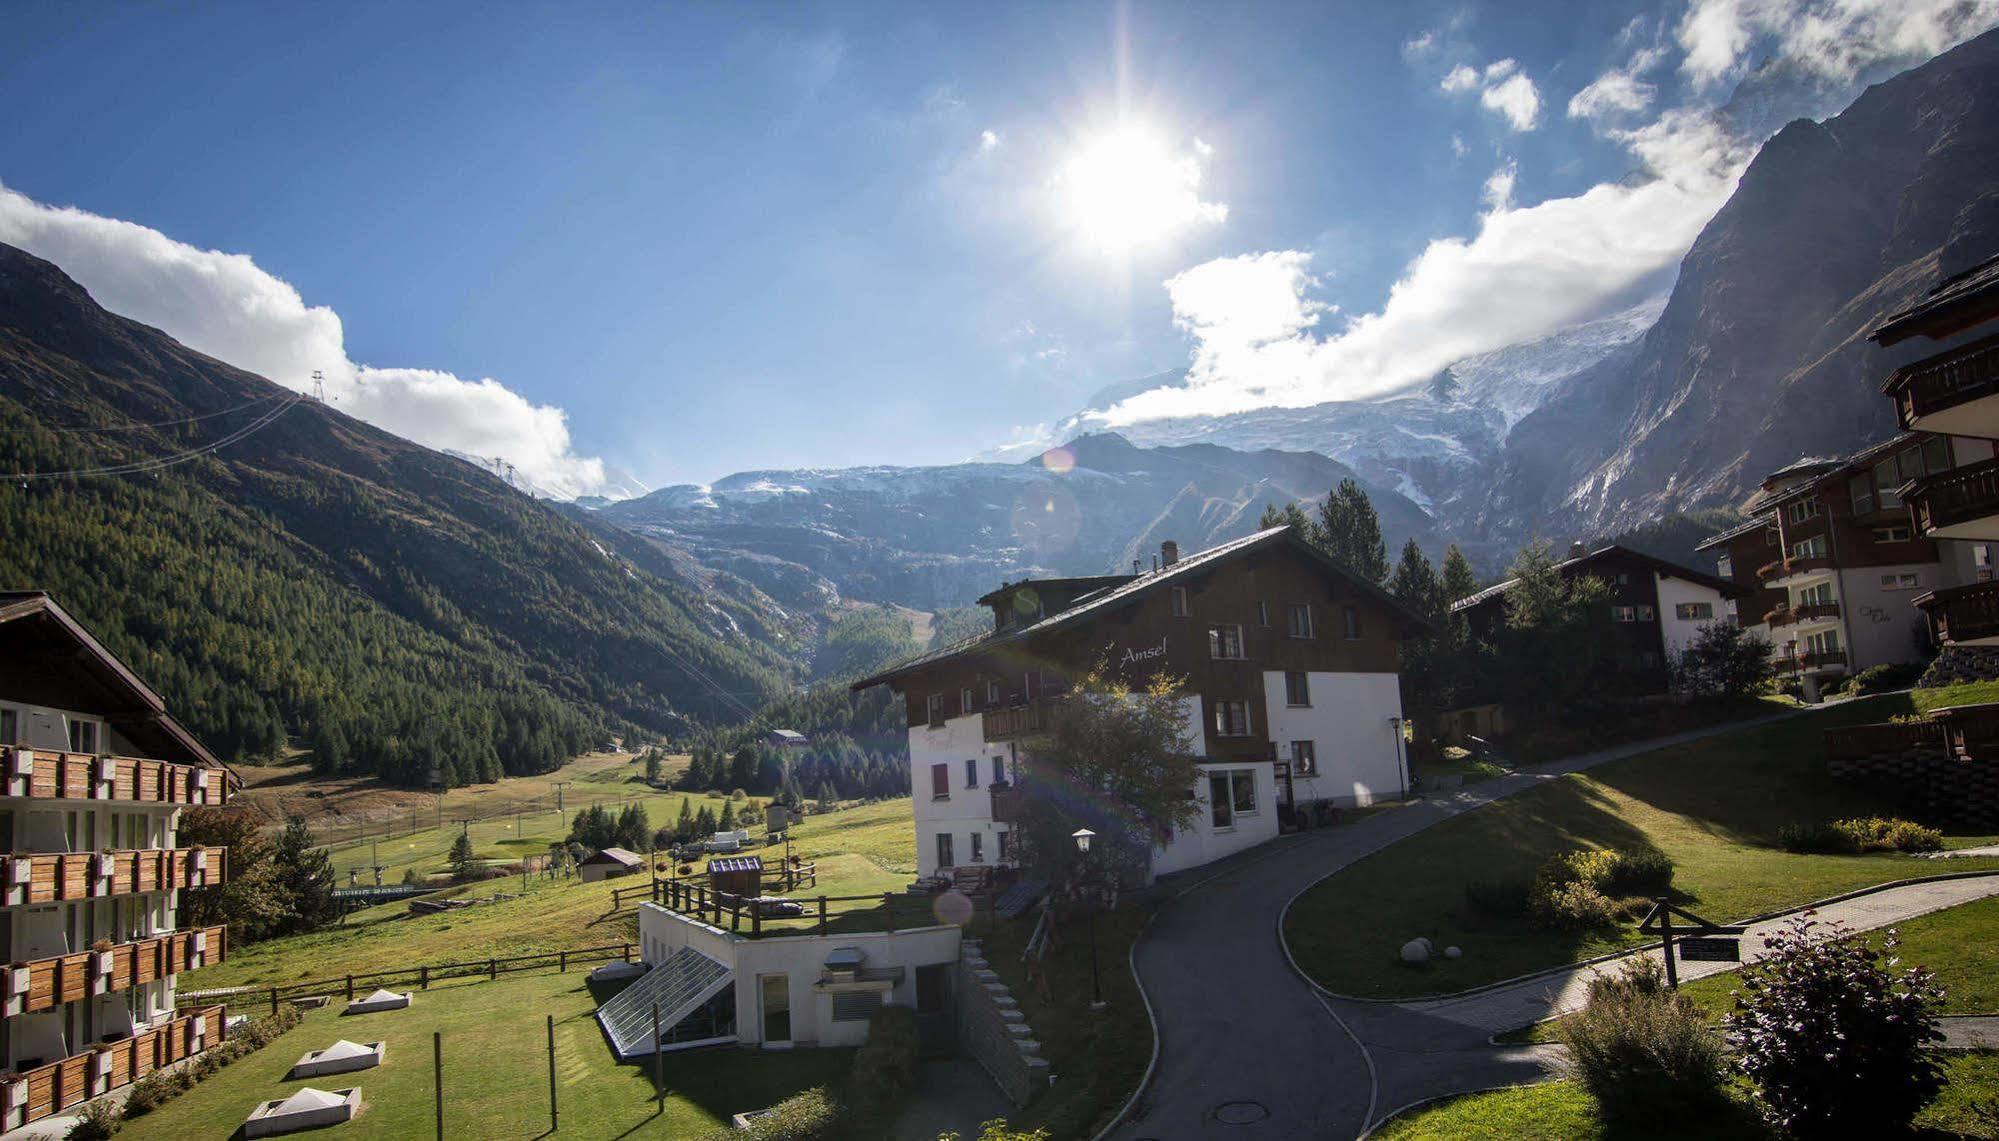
[931,764,948,798]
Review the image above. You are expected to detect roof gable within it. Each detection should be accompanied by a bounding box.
[1452,545,1748,612]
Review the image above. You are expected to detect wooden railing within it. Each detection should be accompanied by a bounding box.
[1794,601,1841,622]
[1800,650,1847,669]
[181,943,636,1019]
[1906,457,1999,536]
[0,847,224,906]
[1885,329,1999,429]
[2,1004,222,1133]
[1917,580,1999,645]
[651,877,952,938]
[981,704,1044,740]
[1764,605,1794,627]
[6,926,224,1017]
[1,747,226,807]
[1824,718,1948,761]
[1932,702,1999,759]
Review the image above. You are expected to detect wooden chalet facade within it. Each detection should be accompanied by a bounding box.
[852,526,1429,881]
[0,592,237,1132]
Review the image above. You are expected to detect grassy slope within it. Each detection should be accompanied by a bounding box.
[1286,695,1999,999]
[192,800,917,990]
[121,970,850,1140]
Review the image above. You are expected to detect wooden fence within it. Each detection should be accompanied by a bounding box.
[648,875,955,938]
[180,942,636,1019]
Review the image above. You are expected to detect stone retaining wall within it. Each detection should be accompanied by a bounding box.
[1828,745,1999,828]
[1920,645,1999,689]
[955,937,1049,1107]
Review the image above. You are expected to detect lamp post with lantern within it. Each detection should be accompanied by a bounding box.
[1072,828,1107,1012]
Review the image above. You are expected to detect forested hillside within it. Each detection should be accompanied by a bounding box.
[0,243,799,784]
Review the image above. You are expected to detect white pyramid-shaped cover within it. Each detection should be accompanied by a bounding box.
[361,989,402,1004]
[275,1088,347,1114]
[316,1041,373,1061]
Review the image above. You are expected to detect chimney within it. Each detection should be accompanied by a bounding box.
[1161,540,1180,568]
[1568,541,1588,560]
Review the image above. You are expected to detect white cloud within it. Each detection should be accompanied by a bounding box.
[1449,133,1469,158]
[1481,161,1519,212]
[1441,57,1542,131]
[0,183,622,499]
[1402,30,1438,59]
[1480,71,1543,131]
[1568,69,1657,120]
[980,129,1000,152]
[1678,0,1999,90]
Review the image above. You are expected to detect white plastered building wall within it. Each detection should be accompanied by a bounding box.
[1258,671,1406,809]
[1653,575,1734,660]
[1835,563,1942,669]
[907,711,1011,879]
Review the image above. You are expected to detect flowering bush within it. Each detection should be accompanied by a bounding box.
[1526,847,1674,928]
[1724,914,1945,1137]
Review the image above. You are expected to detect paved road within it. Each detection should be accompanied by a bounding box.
[1103,713,1810,1141]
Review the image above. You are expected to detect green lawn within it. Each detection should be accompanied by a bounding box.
[1285,695,1999,999]
[1912,679,1999,713]
[122,969,850,1140]
[1372,1053,1999,1140]
[193,799,918,992]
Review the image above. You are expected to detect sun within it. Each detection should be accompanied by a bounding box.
[1052,122,1227,254]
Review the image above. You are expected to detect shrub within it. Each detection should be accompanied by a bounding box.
[1779,817,1942,854]
[741,1086,845,1140]
[119,1071,177,1118]
[1881,819,1944,853]
[850,1005,920,1116]
[1724,915,1946,1137]
[65,1099,120,1140]
[1852,663,1925,694]
[1526,847,1674,928]
[1559,957,1728,1121]
[1777,821,1845,854]
[1603,849,1675,895]
[1531,878,1619,929]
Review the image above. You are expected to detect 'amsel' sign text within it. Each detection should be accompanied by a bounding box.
[1117,637,1168,669]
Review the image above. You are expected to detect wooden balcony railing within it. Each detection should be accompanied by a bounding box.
[1,747,226,807]
[1824,718,1948,761]
[1759,557,1835,583]
[0,847,224,907]
[981,704,1044,741]
[1906,457,1999,537]
[1917,580,1999,645]
[1885,329,1999,429]
[1,1004,222,1133]
[1930,702,1999,759]
[1801,650,1847,669]
[988,783,1021,824]
[1764,605,1794,628]
[1794,601,1840,623]
[5,926,225,1017]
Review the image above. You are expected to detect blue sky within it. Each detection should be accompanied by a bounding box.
[1,0,1990,491]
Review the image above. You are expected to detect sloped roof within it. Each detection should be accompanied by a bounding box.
[1693,514,1776,552]
[974,575,1136,607]
[1758,432,1930,509]
[273,1088,348,1114]
[312,1041,376,1061]
[359,989,405,1004]
[0,591,232,780]
[586,847,645,867]
[1451,544,1749,612]
[709,855,762,874]
[1873,252,1999,346]
[851,525,1434,691]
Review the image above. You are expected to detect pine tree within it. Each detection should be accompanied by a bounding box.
[1441,544,1479,608]
[1314,479,1390,584]
[719,801,738,831]
[448,830,477,880]
[1390,540,1446,620]
[270,815,338,935]
[644,748,662,786]
[674,797,695,842]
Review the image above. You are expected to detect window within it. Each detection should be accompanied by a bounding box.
[1636,604,1655,622]
[67,719,96,756]
[1289,740,1317,775]
[1850,474,1876,517]
[930,763,949,800]
[970,832,984,863]
[935,832,954,868]
[1286,603,1314,639]
[1171,587,1190,617]
[986,680,1001,705]
[1023,671,1040,702]
[1806,629,1841,655]
[1343,605,1361,640]
[1787,499,1822,524]
[1765,526,1780,547]
[1209,773,1234,829]
[1716,555,1733,578]
[831,991,881,1023]
[1881,572,1921,590]
[991,755,1006,785]
[1798,582,1834,606]
[1873,526,1911,543]
[1231,770,1257,815]
[1674,602,1713,621]
[1208,624,1246,660]
[1256,601,1270,627]
[1873,459,1905,511]
[925,694,945,728]
[1614,572,1630,586]
[1790,535,1827,561]
[964,758,978,789]
[1923,435,1952,476]
[961,688,974,715]
[0,708,14,746]
[1611,606,1638,622]
[1284,672,1311,707]
[1213,700,1252,738]
[996,830,1010,861]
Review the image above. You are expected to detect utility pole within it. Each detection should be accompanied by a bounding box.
[311,369,326,402]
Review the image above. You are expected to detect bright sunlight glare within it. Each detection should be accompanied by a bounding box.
[1052,123,1228,254]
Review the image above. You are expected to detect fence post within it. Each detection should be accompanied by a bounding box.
[433,1030,445,1141]
[345,975,353,1001]
[560,950,567,973]
[421,965,429,990]
[652,1002,664,1114]
[547,1013,558,1132]
[752,902,761,938]
[270,988,278,1017]
[489,958,497,982]
[817,897,827,935]
[885,892,896,932]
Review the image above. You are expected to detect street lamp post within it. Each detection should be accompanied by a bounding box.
[1072,828,1106,1012]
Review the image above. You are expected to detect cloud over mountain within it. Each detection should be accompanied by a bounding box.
[0,183,622,500]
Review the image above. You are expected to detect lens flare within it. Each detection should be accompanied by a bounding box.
[1040,445,1076,474]
[932,889,975,927]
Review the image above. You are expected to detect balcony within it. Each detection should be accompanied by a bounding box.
[0,847,224,907]
[1,747,227,807]
[1800,650,1847,670]
[5,926,225,1017]
[1885,329,1999,436]
[1905,457,1999,542]
[1,1004,222,1133]
[1917,580,1999,645]
[981,704,1044,741]
[1759,557,1835,584]
[1793,601,1841,625]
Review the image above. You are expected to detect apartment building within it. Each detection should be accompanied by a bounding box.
[850,527,1430,882]
[1878,253,1999,647]
[0,592,235,1133]
[1451,544,1748,694]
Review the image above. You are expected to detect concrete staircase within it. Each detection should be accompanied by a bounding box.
[956,938,1051,1106]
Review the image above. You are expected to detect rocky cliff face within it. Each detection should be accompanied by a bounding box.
[1479,30,1999,537]
[601,432,1436,610]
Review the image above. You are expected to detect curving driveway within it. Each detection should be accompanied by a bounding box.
[1101,713,1809,1141]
